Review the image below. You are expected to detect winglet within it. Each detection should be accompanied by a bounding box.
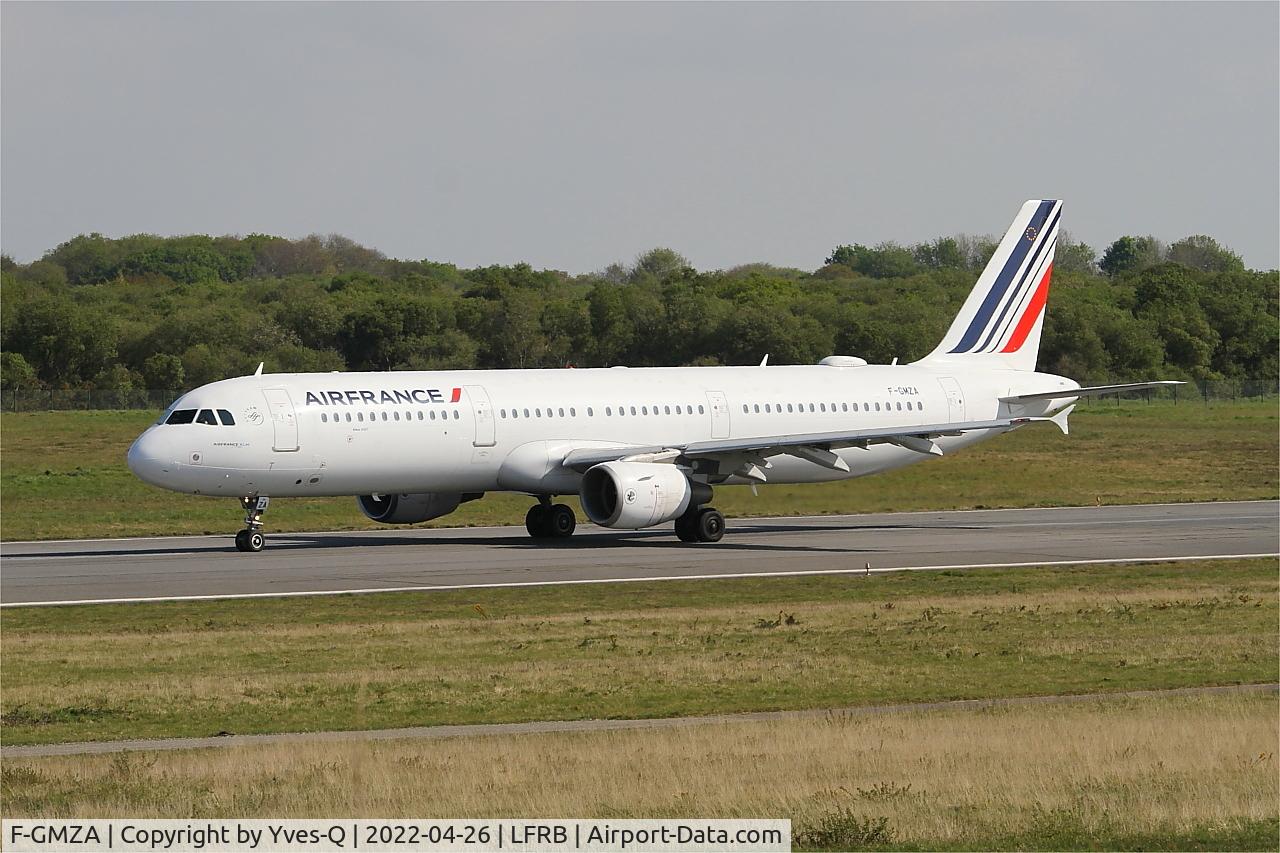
[254,362,264,377]
[1050,404,1074,436]
[759,354,769,367]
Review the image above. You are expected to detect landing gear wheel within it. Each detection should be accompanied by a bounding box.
[546,504,576,538]
[674,514,698,543]
[695,507,725,543]
[235,529,265,552]
[236,494,269,553]
[525,505,550,538]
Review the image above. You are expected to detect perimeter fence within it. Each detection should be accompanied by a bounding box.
[1,379,1276,413]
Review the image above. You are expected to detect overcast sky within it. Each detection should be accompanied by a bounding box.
[3,2,1277,271]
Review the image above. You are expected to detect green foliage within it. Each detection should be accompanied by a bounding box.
[1055,232,1098,275]
[0,229,1274,391]
[140,354,184,390]
[1100,235,1166,277]
[1167,234,1245,273]
[0,352,39,390]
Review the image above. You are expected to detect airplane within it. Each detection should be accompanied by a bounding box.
[127,200,1180,552]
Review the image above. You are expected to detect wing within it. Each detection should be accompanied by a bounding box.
[1000,381,1183,403]
[560,413,1068,481]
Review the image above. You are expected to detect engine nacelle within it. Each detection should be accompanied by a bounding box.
[357,492,475,524]
[579,462,711,529]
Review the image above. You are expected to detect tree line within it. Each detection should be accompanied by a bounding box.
[0,228,1275,394]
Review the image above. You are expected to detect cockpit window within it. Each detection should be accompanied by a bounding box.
[195,410,218,426]
[166,409,198,425]
[217,409,235,426]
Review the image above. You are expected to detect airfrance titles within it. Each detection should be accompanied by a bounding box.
[304,388,462,406]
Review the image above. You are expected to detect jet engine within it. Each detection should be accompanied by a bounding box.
[579,462,711,529]
[357,492,480,524]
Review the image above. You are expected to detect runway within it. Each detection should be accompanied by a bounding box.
[2,500,1276,607]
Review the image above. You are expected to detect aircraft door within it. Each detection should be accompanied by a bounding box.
[706,390,730,439]
[466,385,496,447]
[262,388,299,452]
[937,377,966,423]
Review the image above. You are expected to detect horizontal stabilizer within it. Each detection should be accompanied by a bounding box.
[1050,404,1075,436]
[1000,381,1184,403]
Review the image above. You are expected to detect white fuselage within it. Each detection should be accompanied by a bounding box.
[127,363,1079,499]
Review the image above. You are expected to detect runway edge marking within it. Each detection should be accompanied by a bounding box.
[3,552,1277,608]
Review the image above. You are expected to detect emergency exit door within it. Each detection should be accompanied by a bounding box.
[706,390,730,439]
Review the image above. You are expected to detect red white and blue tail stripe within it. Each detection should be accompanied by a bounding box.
[919,200,1061,372]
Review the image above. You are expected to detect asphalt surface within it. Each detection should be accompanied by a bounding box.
[2,501,1275,606]
[4,684,1274,758]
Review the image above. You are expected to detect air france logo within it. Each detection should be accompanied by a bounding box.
[625,488,638,504]
[304,388,463,406]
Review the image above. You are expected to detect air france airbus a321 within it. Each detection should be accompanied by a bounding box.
[128,200,1178,552]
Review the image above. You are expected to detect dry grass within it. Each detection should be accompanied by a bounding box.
[3,692,1276,850]
[3,561,1275,746]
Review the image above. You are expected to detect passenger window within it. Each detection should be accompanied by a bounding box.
[605,407,612,416]
[875,403,881,411]
[195,410,218,425]
[394,412,401,421]
[896,402,902,411]
[819,403,826,412]
[641,406,648,415]
[357,412,364,422]
[535,408,542,417]
[570,408,576,417]
[753,404,760,413]
[417,411,424,420]
[842,403,848,412]
[217,409,235,426]
[523,409,531,418]
[321,413,328,423]
[587,407,593,416]
[630,406,637,416]
[345,413,352,422]
[559,407,566,417]
[500,409,506,418]
[166,409,197,425]
[453,411,459,419]
[764,404,771,413]
[698,405,705,414]
[675,405,682,414]
[786,404,793,413]
[431,411,437,420]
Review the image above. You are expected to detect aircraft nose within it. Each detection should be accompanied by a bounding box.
[127,430,172,487]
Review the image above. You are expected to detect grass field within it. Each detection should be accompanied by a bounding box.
[2,692,1275,850]
[0,399,1275,541]
[2,559,1274,746]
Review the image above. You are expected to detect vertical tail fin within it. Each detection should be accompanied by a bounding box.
[917,199,1061,372]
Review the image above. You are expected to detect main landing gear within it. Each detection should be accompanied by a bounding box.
[235,495,270,552]
[525,498,577,540]
[675,505,725,543]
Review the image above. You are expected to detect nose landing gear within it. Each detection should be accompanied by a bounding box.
[235,495,270,552]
